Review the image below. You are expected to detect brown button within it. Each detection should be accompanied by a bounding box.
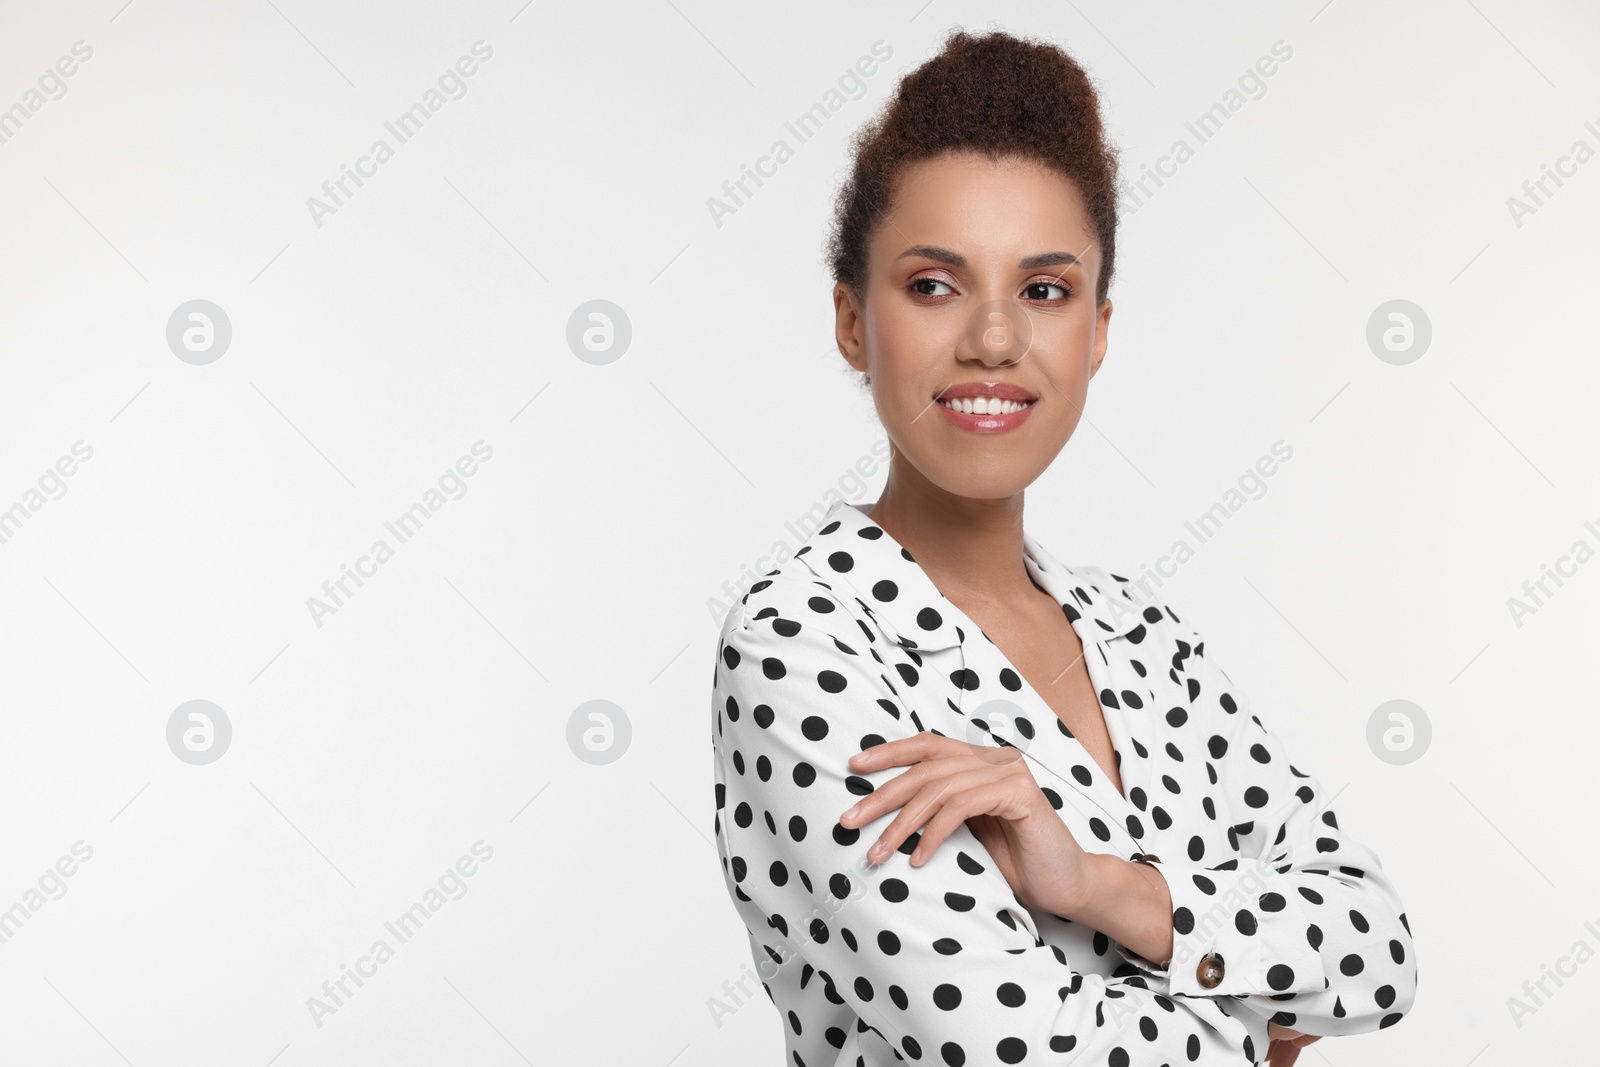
[1196,953,1225,989]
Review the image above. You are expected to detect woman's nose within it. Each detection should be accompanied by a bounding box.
[960,297,1034,367]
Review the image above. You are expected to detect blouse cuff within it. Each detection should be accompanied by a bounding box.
[1119,856,1326,1000]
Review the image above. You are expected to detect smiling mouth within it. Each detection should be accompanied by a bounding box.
[934,395,1036,415]
[932,378,1040,415]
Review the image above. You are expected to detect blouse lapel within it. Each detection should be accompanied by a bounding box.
[1007,538,1165,855]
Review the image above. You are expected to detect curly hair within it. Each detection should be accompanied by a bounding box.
[826,27,1122,307]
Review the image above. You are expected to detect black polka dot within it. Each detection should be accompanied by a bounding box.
[997,1037,1027,1063]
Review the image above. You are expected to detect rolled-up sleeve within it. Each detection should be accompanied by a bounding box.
[713,588,1266,1064]
[1114,626,1419,1037]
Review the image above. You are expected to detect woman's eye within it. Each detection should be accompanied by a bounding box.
[909,277,954,297]
[1025,281,1071,301]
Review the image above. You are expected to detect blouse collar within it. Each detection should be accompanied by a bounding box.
[791,498,1155,653]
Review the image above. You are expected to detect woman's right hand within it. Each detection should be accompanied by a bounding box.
[1266,1021,1321,1066]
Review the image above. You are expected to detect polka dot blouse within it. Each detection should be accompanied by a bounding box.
[711,499,1417,1065]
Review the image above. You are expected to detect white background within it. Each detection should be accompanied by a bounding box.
[1,1,1596,1064]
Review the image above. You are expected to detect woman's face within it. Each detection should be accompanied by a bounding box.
[834,151,1113,502]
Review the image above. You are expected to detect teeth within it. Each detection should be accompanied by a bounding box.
[939,396,1032,414]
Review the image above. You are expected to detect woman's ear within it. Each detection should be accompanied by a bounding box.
[1088,295,1113,379]
[833,282,868,375]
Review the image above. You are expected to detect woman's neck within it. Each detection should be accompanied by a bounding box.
[866,462,1037,609]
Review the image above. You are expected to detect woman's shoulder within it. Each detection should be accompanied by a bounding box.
[717,549,866,645]
[716,501,898,643]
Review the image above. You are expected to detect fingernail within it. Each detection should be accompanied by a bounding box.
[842,802,861,822]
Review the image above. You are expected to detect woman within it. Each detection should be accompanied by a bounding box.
[710,29,1416,1067]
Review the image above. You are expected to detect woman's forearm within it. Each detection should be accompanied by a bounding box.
[1046,851,1175,968]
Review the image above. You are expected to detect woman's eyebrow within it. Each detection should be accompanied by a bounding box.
[895,245,1080,270]
[1018,250,1081,269]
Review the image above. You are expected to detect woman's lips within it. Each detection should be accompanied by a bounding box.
[933,396,1037,433]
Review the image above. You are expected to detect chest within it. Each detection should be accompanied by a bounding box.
[883,587,1239,868]
[962,604,1125,799]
